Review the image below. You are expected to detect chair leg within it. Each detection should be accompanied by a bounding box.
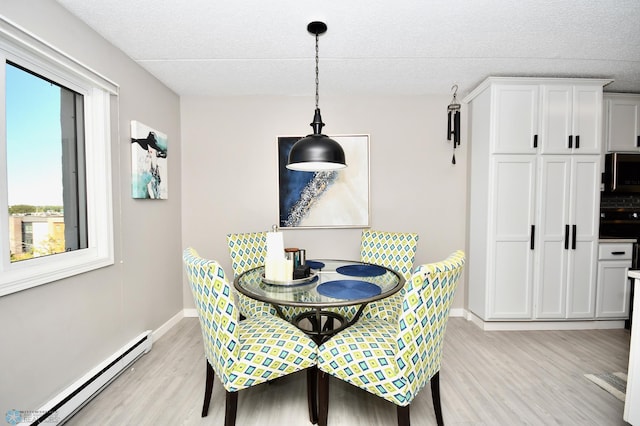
[318,370,329,426]
[225,390,238,426]
[397,404,410,426]
[202,361,215,417]
[430,371,444,426]
[307,367,318,424]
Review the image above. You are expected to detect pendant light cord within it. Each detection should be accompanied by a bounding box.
[315,32,320,109]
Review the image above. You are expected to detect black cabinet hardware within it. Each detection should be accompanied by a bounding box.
[568,135,573,149]
[576,135,580,149]
[611,251,626,255]
[565,225,570,250]
[572,225,577,250]
[533,134,538,148]
[530,225,535,250]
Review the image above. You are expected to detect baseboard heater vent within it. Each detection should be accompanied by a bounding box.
[23,330,152,425]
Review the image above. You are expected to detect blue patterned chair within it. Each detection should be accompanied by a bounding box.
[226,232,307,321]
[183,247,318,425]
[317,250,465,426]
[359,229,419,322]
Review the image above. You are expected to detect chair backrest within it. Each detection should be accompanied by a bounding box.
[226,232,268,277]
[183,247,240,382]
[395,250,465,401]
[360,229,419,281]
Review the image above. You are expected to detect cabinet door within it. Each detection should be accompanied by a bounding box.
[536,156,600,318]
[571,86,603,154]
[535,157,571,318]
[596,261,631,318]
[492,85,539,154]
[540,85,573,154]
[488,156,536,318]
[607,96,640,152]
[541,85,603,154]
[566,157,600,318]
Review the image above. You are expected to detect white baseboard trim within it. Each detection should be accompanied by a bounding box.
[466,311,626,331]
[449,308,465,317]
[152,310,185,342]
[183,308,198,318]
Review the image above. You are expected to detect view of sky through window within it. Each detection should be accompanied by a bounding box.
[6,63,63,206]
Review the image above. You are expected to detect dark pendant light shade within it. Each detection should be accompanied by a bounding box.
[286,21,347,172]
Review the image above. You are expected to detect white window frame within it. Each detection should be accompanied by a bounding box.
[0,17,116,296]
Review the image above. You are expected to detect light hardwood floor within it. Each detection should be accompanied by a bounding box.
[66,317,631,425]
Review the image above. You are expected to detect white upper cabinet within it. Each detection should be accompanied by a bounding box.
[540,84,604,154]
[605,93,640,152]
[491,85,539,154]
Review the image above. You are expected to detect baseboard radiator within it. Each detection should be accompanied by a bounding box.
[23,330,152,425]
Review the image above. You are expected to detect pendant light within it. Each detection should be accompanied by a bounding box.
[287,21,347,171]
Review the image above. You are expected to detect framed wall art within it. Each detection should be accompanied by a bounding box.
[131,120,168,199]
[278,134,370,229]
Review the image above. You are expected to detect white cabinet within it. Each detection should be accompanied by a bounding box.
[465,77,609,322]
[596,242,632,318]
[491,85,539,154]
[488,156,537,318]
[540,85,604,155]
[605,93,640,152]
[535,156,600,319]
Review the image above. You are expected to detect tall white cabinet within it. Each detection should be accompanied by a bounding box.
[465,77,610,323]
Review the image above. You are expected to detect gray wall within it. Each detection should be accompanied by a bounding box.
[0,1,182,416]
[180,95,468,310]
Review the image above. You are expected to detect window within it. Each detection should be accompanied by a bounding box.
[0,17,117,296]
[7,63,88,261]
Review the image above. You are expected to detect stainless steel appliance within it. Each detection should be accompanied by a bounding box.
[604,153,640,193]
[600,194,640,329]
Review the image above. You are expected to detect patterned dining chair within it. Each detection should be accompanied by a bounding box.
[359,229,419,322]
[183,248,318,426]
[226,232,275,317]
[317,250,465,426]
[226,232,307,321]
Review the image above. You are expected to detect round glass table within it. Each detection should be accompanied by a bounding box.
[233,259,404,343]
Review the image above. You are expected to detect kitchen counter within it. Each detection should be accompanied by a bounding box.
[599,238,638,243]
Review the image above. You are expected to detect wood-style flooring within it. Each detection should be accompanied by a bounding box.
[65,317,631,425]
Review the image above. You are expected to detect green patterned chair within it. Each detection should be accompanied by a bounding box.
[226,232,307,321]
[359,229,419,322]
[317,250,465,426]
[183,247,318,425]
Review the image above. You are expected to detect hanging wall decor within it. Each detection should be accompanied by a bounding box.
[278,134,369,229]
[131,120,168,199]
[447,84,461,164]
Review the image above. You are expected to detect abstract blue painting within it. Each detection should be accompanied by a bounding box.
[278,135,369,228]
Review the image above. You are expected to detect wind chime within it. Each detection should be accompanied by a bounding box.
[447,84,461,164]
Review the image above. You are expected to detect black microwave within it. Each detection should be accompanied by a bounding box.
[604,153,640,193]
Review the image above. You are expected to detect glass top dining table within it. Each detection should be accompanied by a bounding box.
[233,259,404,342]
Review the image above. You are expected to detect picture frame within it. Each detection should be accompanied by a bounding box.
[278,134,370,229]
[131,120,168,199]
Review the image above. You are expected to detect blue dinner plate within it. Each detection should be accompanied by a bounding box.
[305,260,325,270]
[336,264,387,277]
[316,280,381,300]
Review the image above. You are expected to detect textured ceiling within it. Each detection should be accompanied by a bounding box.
[55,0,640,97]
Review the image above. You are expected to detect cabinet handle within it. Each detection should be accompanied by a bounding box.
[611,251,626,255]
[572,225,577,250]
[530,225,535,250]
[533,134,538,148]
[568,135,573,149]
[564,225,570,250]
[575,135,580,149]
[637,135,639,148]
